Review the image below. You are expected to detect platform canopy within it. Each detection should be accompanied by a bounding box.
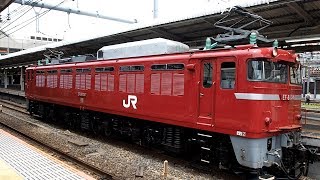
[0,0,320,67]
[0,0,14,12]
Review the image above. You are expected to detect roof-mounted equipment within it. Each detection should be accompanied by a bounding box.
[97,38,189,60]
[38,48,96,66]
[205,6,277,50]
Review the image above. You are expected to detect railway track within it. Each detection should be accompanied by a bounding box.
[0,99,241,180]
[1,98,318,179]
[0,100,114,180]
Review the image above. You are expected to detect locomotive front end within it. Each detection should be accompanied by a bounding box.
[231,47,315,178]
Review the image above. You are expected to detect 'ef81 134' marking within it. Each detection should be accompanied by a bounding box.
[236,131,246,137]
[281,94,295,101]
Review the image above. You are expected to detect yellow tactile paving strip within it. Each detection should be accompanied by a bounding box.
[0,159,23,180]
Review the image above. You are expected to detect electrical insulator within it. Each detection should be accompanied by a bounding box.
[249,32,257,45]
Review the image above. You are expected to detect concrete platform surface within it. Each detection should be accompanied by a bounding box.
[0,88,25,97]
[0,129,94,180]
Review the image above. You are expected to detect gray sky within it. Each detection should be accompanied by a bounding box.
[0,0,265,41]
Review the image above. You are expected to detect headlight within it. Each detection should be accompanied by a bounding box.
[265,117,272,126]
[272,47,278,57]
[295,114,302,121]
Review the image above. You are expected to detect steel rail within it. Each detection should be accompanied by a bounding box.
[0,101,114,180]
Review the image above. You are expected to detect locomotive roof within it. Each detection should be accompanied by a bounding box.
[27,46,296,70]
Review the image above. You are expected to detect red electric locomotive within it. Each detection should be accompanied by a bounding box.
[25,8,315,178]
[26,37,308,177]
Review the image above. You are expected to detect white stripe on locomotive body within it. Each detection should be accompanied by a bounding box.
[292,95,302,100]
[234,93,302,101]
[234,93,280,100]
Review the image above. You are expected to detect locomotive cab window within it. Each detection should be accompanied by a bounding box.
[203,62,213,88]
[248,59,287,83]
[290,65,301,84]
[221,62,235,89]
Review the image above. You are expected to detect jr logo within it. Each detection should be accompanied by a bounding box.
[123,95,137,109]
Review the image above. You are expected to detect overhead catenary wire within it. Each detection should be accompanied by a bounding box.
[0,0,67,40]
[0,0,42,36]
[0,0,40,26]
[0,0,43,33]
[1,0,33,23]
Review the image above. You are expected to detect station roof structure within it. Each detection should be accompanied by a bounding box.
[0,0,14,12]
[1,0,320,67]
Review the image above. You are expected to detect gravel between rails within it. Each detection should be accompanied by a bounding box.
[0,105,239,180]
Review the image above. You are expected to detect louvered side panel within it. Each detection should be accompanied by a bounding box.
[161,73,172,95]
[42,75,45,87]
[135,74,144,93]
[53,75,57,88]
[75,75,81,89]
[151,74,160,95]
[127,74,135,93]
[36,76,40,87]
[60,75,64,88]
[67,75,73,89]
[173,73,184,96]
[47,75,52,88]
[80,74,85,90]
[95,74,101,91]
[108,74,114,91]
[119,74,126,92]
[101,74,107,91]
[86,74,91,90]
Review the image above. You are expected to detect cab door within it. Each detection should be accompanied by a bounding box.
[197,60,215,127]
[215,57,237,129]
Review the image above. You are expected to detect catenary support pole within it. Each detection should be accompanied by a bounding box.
[307,66,310,94]
[20,67,24,91]
[4,69,7,89]
[14,0,137,24]
[153,0,158,19]
[314,80,317,99]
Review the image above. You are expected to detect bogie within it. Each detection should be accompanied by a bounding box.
[28,100,238,170]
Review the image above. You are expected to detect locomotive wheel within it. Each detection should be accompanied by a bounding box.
[141,127,152,147]
[64,113,75,130]
[90,119,101,135]
[68,119,76,130]
[103,121,112,137]
[43,107,50,122]
[48,109,57,123]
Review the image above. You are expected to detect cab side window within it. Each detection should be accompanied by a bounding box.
[221,62,235,89]
[203,62,213,88]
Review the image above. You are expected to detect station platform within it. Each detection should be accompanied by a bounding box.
[0,129,93,180]
[0,88,25,97]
